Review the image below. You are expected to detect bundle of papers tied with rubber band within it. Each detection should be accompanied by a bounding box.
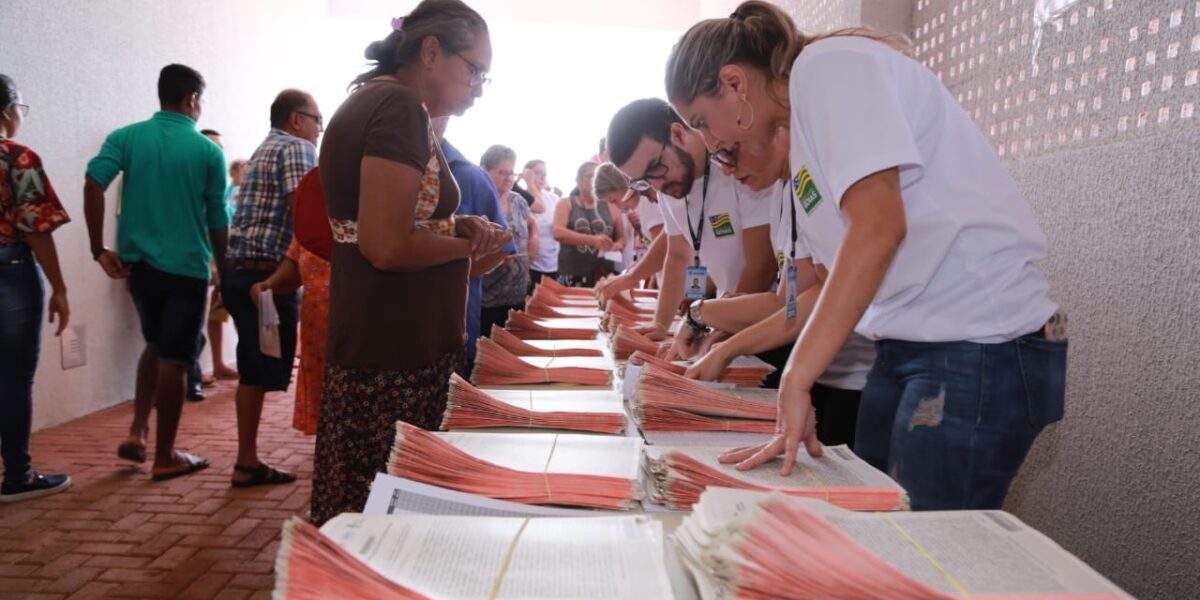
[674,487,1133,600]
[388,423,644,510]
[644,443,909,511]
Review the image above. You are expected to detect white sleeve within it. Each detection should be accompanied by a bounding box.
[658,194,686,237]
[637,196,665,232]
[736,183,774,229]
[791,47,924,205]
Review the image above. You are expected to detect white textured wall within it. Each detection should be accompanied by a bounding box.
[912,1,1200,598]
[0,0,341,430]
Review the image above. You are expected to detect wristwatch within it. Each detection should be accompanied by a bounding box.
[686,299,708,333]
[91,247,106,261]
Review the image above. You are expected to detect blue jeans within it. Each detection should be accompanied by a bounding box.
[856,333,1067,510]
[0,245,43,484]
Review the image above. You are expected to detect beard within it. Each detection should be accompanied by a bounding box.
[661,144,698,199]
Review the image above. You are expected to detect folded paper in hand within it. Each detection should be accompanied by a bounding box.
[258,290,281,358]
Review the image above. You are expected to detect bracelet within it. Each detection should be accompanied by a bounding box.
[91,247,106,261]
[686,299,707,330]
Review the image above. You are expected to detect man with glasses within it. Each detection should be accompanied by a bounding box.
[221,88,321,488]
[602,98,776,345]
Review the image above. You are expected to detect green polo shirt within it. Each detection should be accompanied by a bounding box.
[86,111,230,280]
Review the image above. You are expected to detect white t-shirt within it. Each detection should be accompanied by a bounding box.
[529,189,561,273]
[659,169,772,296]
[619,212,635,270]
[787,37,1056,343]
[637,195,666,234]
[768,182,874,391]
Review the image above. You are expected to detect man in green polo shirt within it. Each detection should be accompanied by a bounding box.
[83,63,229,482]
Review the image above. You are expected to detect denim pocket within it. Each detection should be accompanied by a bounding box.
[1016,336,1068,430]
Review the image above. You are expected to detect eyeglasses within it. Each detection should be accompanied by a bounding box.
[9,103,29,119]
[493,169,517,178]
[296,111,323,128]
[629,142,668,192]
[454,53,492,87]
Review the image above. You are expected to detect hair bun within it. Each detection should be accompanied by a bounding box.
[364,40,384,61]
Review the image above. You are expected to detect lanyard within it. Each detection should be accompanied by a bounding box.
[788,180,798,261]
[683,155,712,266]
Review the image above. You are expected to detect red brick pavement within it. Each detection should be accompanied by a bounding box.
[0,379,314,599]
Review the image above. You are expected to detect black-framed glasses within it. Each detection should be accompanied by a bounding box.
[296,111,323,128]
[454,53,492,87]
[629,142,668,192]
[10,103,29,119]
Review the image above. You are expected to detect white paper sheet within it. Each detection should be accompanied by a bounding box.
[363,473,598,517]
[319,513,675,600]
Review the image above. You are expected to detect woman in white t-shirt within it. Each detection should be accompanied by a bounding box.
[663,1,1067,510]
[519,159,561,288]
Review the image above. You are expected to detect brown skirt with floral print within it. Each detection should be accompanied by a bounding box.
[309,350,465,526]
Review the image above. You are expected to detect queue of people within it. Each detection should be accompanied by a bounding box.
[0,0,1066,523]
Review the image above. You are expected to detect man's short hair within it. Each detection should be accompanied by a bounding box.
[606,98,684,167]
[270,89,311,128]
[158,64,205,106]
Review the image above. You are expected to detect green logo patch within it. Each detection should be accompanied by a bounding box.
[793,167,823,215]
[708,212,735,238]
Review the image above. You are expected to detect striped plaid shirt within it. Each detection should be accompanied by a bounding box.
[228,129,316,261]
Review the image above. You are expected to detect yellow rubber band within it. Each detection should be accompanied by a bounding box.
[487,518,531,600]
[541,434,559,502]
[799,463,831,504]
[877,512,974,599]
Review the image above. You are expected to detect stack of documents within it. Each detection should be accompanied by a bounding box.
[611,324,663,360]
[472,338,612,386]
[674,488,1132,600]
[644,444,909,511]
[536,275,598,297]
[489,327,604,358]
[628,351,774,387]
[442,374,626,434]
[274,513,674,599]
[632,366,776,433]
[388,423,644,510]
[524,296,604,319]
[505,311,601,340]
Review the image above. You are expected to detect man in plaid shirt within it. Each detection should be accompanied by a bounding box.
[221,89,320,488]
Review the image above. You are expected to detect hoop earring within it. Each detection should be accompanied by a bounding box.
[735,95,755,131]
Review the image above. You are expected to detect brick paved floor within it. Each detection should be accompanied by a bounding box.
[0,379,314,599]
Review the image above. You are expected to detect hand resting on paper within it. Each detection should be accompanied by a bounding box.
[684,344,732,381]
[718,371,822,476]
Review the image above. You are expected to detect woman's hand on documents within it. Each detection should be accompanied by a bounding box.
[718,370,822,475]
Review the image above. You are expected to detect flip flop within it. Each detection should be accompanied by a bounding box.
[231,462,296,488]
[151,453,210,481]
[117,441,147,463]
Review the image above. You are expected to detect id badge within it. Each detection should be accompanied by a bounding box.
[785,262,798,320]
[685,265,708,300]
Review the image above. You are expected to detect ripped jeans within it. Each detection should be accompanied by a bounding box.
[855,333,1067,510]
